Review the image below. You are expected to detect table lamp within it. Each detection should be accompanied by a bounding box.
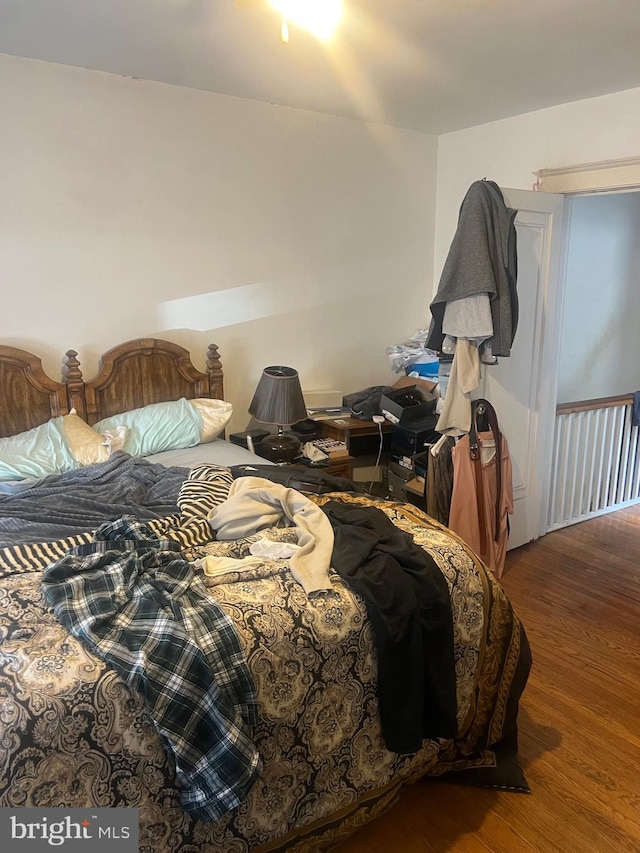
[248,365,308,463]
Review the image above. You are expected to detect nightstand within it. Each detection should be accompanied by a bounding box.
[315,417,390,492]
[322,455,355,480]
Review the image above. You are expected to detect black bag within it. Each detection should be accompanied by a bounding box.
[342,385,393,420]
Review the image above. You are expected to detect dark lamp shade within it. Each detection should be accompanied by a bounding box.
[248,366,307,427]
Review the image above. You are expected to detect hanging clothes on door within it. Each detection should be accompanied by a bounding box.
[426,434,456,526]
[434,338,481,436]
[426,179,518,438]
[426,179,519,361]
[448,400,513,579]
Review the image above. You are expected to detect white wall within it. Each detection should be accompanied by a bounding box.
[557,192,640,403]
[435,86,640,281]
[0,55,438,433]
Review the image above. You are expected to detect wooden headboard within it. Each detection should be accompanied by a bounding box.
[64,338,224,425]
[0,345,69,438]
[0,339,223,437]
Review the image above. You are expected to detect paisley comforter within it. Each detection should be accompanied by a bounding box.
[0,459,531,852]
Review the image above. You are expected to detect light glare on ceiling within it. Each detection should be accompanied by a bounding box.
[270,0,343,41]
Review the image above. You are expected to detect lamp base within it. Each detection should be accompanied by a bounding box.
[257,431,301,464]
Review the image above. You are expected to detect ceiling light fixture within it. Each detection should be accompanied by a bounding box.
[270,0,343,43]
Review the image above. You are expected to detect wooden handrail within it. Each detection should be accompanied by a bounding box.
[556,393,635,416]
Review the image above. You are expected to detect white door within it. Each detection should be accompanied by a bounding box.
[477,188,565,548]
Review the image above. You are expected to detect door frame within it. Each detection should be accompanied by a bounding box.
[533,162,640,538]
[494,188,567,545]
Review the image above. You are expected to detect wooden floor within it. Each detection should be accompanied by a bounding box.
[336,504,640,853]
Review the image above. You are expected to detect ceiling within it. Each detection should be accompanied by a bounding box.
[2,0,640,135]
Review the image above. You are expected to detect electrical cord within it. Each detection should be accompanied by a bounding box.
[367,415,386,495]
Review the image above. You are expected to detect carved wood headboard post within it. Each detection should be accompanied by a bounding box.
[206,344,224,400]
[0,346,70,437]
[62,350,86,419]
[1,339,225,437]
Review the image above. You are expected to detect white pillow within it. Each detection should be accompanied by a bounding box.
[190,399,233,442]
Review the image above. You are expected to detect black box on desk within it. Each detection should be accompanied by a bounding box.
[380,386,437,426]
[391,423,439,457]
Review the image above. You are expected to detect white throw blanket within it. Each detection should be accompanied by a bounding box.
[207,477,334,595]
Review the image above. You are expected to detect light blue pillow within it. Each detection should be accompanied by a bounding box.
[0,417,77,482]
[94,398,202,458]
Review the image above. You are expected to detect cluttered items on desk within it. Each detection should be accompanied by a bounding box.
[337,373,439,464]
[305,405,352,421]
[342,376,438,424]
[386,330,440,378]
[295,437,349,466]
[309,437,349,458]
[380,385,438,428]
[379,380,439,455]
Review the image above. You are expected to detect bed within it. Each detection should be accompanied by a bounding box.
[0,338,531,852]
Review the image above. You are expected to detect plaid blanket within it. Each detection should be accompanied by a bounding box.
[42,516,261,821]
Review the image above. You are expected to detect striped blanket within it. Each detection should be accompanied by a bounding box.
[0,455,234,574]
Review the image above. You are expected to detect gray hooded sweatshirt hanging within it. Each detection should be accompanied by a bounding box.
[426,179,518,359]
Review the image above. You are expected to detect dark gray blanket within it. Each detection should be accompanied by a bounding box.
[0,452,189,547]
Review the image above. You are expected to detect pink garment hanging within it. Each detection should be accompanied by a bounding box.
[448,409,513,578]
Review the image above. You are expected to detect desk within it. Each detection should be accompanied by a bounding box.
[316,416,391,456]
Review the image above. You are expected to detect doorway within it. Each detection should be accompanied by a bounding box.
[557,190,640,404]
[547,188,640,531]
